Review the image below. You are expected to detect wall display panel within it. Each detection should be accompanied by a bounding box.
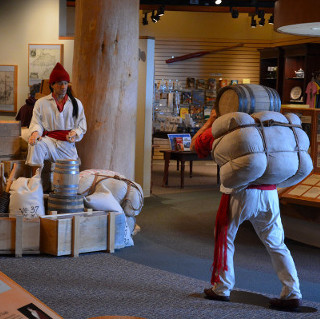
[0,65,17,113]
[28,44,64,86]
[154,38,263,86]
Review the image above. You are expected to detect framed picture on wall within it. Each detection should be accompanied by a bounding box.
[28,44,64,86]
[0,65,17,113]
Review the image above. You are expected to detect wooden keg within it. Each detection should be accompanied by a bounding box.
[215,84,281,116]
[52,159,80,196]
[48,193,84,214]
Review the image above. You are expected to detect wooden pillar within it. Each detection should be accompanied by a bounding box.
[72,0,139,180]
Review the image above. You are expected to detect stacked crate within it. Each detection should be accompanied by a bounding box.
[0,121,22,161]
[153,137,171,160]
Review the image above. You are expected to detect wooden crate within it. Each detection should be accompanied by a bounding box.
[0,121,22,159]
[0,215,40,257]
[153,137,171,160]
[40,211,115,257]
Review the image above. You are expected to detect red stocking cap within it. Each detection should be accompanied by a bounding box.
[49,63,70,84]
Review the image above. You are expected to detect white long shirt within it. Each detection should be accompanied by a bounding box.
[29,93,87,141]
[26,93,87,166]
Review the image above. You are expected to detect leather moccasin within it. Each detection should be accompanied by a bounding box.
[204,288,230,302]
[269,298,302,312]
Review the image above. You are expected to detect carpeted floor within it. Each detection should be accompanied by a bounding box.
[1,159,320,318]
[1,253,319,319]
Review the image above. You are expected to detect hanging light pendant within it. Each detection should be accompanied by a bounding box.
[274,0,320,37]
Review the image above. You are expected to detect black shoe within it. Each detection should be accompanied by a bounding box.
[269,298,302,312]
[204,288,230,302]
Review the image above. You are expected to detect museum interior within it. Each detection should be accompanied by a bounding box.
[0,0,320,318]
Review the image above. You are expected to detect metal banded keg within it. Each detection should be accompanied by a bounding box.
[52,159,80,196]
[48,193,84,214]
[215,84,281,116]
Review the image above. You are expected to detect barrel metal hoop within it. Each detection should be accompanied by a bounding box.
[232,85,246,112]
[242,84,255,114]
[53,170,78,175]
[262,85,274,111]
[274,89,281,111]
[216,86,231,116]
[56,160,80,165]
[48,201,83,207]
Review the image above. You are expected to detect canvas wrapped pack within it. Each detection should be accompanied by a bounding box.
[211,111,313,189]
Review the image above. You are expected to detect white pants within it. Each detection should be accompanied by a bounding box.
[213,188,302,300]
[26,136,78,167]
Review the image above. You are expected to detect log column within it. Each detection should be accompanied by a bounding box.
[72,0,139,180]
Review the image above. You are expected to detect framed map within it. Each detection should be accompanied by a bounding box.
[0,65,17,113]
[28,44,64,86]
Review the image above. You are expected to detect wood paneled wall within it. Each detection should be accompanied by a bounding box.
[154,38,272,86]
[154,37,320,87]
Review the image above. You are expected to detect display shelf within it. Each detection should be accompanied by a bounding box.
[153,78,217,134]
[260,43,320,104]
[259,47,282,92]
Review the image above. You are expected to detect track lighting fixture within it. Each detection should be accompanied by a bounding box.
[231,8,239,19]
[268,14,274,25]
[157,6,165,17]
[251,15,257,28]
[151,10,160,23]
[142,12,148,26]
[257,9,265,19]
[259,17,265,26]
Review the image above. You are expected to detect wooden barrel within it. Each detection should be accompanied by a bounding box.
[215,84,281,116]
[52,159,80,196]
[48,193,84,214]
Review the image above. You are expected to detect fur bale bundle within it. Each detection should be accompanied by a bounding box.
[211,111,313,189]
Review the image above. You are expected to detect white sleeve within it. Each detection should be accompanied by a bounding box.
[28,100,44,136]
[72,98,87,142]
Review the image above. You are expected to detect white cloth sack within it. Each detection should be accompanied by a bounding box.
[122,181,144,217]
[9,173,45,218]
[114,211,134,249]
[84,191,123,213]
[79,169,143,249]
[79,169,144,216]
[211,111,313,189]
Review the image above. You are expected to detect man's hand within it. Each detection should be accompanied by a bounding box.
[28,131,41,145]
[67,130,76,143]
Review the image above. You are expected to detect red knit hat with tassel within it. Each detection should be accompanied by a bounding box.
[49,63,70,84]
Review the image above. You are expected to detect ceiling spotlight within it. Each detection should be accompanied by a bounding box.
[259,17,265,26]
[142,12,148,26]
[231,8,239,19]
[151,10,160,23]
[257,9,265,19]
[251,15,257,28]
[157,6,165,17]
[268,14,274,25]
[215,0,222,4]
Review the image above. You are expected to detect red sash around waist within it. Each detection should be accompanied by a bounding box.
[42,130,71,141]
[246,184,277,190]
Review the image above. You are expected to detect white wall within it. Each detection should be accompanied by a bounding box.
[136,38,155,197]
[0,0,74,120]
